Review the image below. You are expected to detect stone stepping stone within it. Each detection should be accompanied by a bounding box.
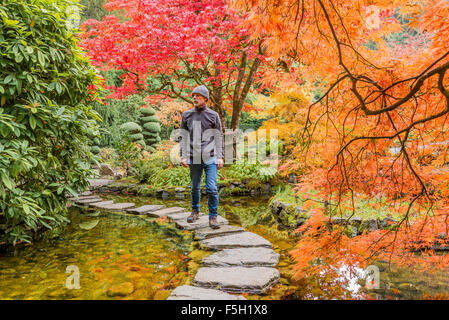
[94,202,135,211]
[194,225,245,240]
[202,248,280,267]
[89,200,114,208]
[74,197,105,205]
[200,232,272,250]
[68,194,98,201]
[175,215,228,231]
[167,211,205,220]
[126,205,166,215]
[167,285,246,300]
[147,207,186,218]
[193,267,280,294]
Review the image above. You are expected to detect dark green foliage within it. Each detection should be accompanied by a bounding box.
[142,131,158,139]
[120,122,142,134]
[141,107,156,116]
[91,93,142,147]
[129,133,144,141]
[79,0,108,23]
[142,122,161,133]
[141,115,159,123]
[0,0,101,244]
[139,107,161,152]
[90,146,101,155]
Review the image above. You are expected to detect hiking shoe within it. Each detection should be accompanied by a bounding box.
[187,210,200,223]
[209,216,220,229]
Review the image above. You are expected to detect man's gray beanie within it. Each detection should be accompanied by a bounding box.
[192,85,209,100]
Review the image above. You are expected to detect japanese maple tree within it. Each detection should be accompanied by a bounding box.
[233,0,449,279]
[79,0,266,132]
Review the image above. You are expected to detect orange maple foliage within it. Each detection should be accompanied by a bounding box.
[233,0,449,278]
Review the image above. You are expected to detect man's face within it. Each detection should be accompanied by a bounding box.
[193,93,207,108]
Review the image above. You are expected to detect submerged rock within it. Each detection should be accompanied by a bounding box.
[106,282,134,297]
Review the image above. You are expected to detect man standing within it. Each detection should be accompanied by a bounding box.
[180,85,224,229]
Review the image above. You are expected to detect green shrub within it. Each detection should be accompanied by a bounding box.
[0,0,101,244]
[141,107,156,116]
[90,146,101,155]
[129,133,144,141]
[151,166,191,187]
[139,107,161,152]
[225,160,278,183]
[141,115,159,122]
[120,122,142,134]
[143,122,161,133]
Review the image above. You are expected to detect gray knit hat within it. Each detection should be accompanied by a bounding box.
[192,85,209,100]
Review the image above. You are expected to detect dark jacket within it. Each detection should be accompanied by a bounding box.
[179,105,224,161]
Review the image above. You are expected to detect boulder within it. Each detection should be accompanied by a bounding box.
[99,163,115,176]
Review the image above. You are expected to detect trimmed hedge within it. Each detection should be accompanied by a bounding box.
[143,122,161,133]
[121,122,142,134]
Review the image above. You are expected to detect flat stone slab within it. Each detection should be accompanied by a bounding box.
[167,211,205,220]
[74,197,105,205]
[95,202,135,211]
[200,232,272,250]
[202,248,280,267]
[167,285,246,300]
[146,207,186,218]
[193,267,280,294]
[126,205,166,215]
[175,215,228,231]
[89,200,114,208]
[194,225,245,240]
[69,195,98,201]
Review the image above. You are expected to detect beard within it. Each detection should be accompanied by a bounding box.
[193,100,205,108]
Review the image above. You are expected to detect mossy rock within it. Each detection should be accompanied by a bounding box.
[141,115,159,123]
[140,107,156,116]
[245,178,263,190]
[143,122,161,133]
[120,122,142,134]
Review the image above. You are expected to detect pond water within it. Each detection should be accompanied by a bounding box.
[1,193,449,300]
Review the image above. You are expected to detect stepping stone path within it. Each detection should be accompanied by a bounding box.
[193,267,280,294]
[202,248,279,267]
[167,285,246,300]
[176,215,229,231]
[200,232,273,250]
[68,185,280,300]
[147,207,185,218]
[194,225,245,240]
[126,205,166,215]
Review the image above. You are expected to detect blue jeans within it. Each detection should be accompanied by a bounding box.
[188,157,219,218]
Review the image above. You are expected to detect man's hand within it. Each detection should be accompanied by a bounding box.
[217,158,224,170]
[181,158,188,168]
